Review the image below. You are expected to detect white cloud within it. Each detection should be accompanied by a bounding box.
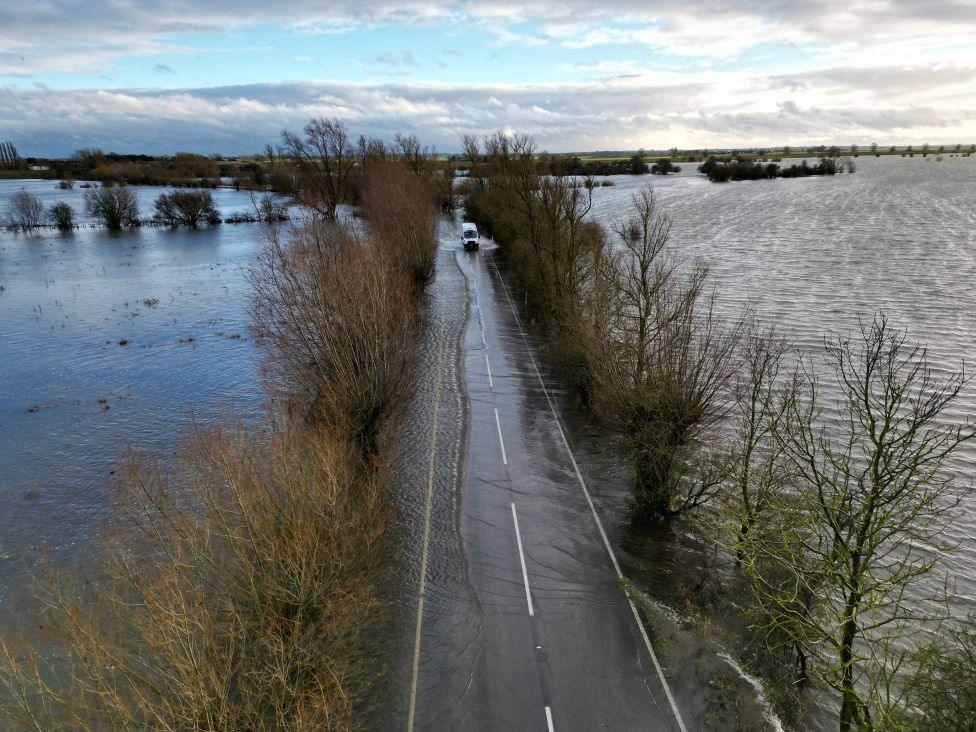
[2,0,974,75]
[3,62,974,156]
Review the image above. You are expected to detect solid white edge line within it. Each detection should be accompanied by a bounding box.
[407,340,444,731]
[511,502,535,617]
[491,260,688,732]
[494,407,508,465]
[485,351,494,389]
[545,705,555,732]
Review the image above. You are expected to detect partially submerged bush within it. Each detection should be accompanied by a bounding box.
[84,185,139,229]
[49,201,74,231]
[153,189,220,227]
[6,190,44,231]
[0,424,384,730]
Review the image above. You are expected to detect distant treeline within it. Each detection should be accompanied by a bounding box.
[534,153,651,176]
[698,155,856,182]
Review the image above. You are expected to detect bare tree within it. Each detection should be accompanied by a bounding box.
[153,190,220,227]
[356,134,389,172]
[720,320,793,564]
[460,134,480,163]
[6,190,45,231]
[249,217,415,454]
[589,185,742,517]
[85,185,139,229]
[393,133,436,177]
[281,118,355,220]
[0,424,385,730]
[745,314,975,731]
[361,163,439,291]
[904,616,976,729]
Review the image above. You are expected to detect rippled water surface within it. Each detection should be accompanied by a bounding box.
[0,181,267,615]
[585,155,976,724]
[585,156,976,604]
[2,160,975,723]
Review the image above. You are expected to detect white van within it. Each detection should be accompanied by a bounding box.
[461,222,479,251]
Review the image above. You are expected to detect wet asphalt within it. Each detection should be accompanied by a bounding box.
[400,231,685,731]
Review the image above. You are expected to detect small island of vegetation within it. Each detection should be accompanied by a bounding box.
[698,155,856,182]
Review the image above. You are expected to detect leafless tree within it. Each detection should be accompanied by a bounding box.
[589,185,742,517]
[745,313,975,731]
[85,185,139,229]
[460,134,480,163]
[393,133,436,177]
[6,190,45,231]
[153,190,220,227]
[361,163,439,291]
[281,118,355,220]
[718,320,794,564]
[0,423,385,730]
[356,134,389,171]
[249,216,415,454]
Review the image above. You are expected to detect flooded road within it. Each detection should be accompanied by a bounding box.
[397,232,686,730]
[3,156,975,728]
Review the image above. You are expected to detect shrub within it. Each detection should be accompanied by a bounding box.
[6,190,44,231]
[249,219,415,455]
[153,189,220,227]
[361,163,439,291]
[84,185,139,229]
[650,158,681,175]
[49,201,74,231]
[0,424,385,730]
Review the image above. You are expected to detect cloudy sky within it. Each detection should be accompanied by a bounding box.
[1,1,974,156]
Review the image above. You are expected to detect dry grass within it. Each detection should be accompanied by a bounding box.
[0,424,385,730]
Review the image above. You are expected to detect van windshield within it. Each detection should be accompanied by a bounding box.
[463,229,477,238]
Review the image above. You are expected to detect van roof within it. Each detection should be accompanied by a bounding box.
[462,222,477,228]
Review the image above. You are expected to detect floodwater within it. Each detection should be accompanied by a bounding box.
[2,157,975,728]
[582,154,976,725]
[583,156,976,597]
[0,180,267,617]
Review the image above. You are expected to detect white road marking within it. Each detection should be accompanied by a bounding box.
[511,502,534,617]
[491,260,688,732]
[494,407,508,465]
[545,706,555,732]
[485,351,494,389]
[407,339,444,732]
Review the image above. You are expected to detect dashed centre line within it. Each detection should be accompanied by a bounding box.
[494,407,508,465]
[545,705,555,732]
[510,502,534,618]
[490,258,688,732]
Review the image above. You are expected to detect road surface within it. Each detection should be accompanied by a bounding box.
[403,237,687,731]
